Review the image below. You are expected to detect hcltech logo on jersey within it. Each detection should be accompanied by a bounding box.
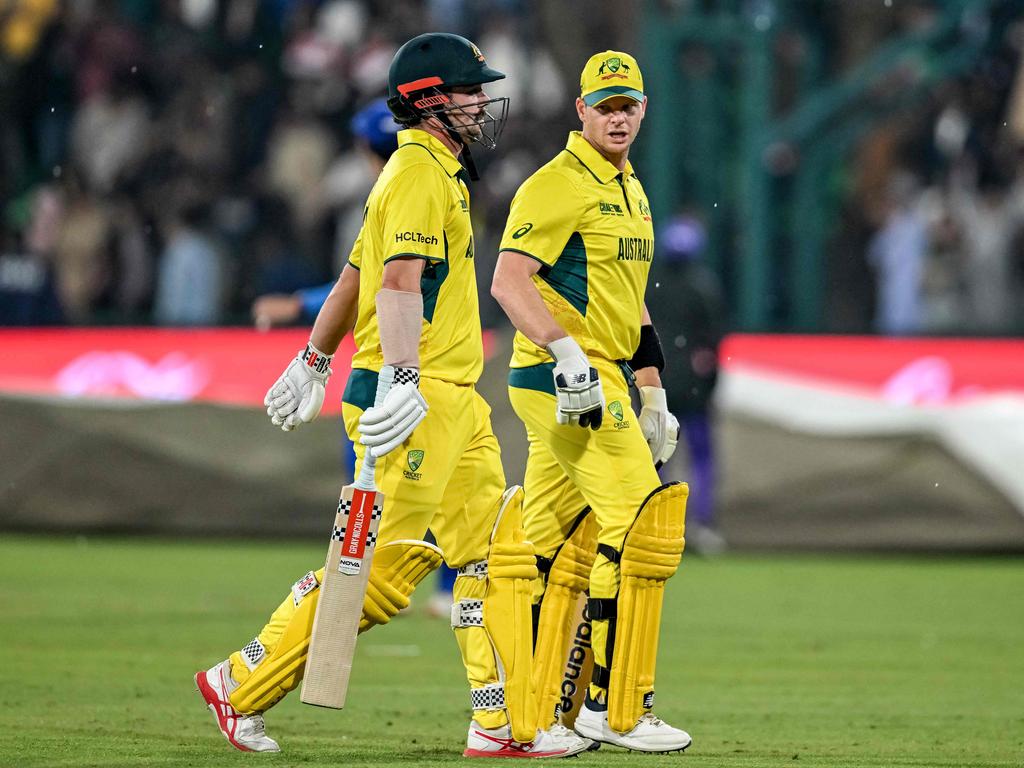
[404,449,424,480]
[617,237,653,262]
[396,231,439,245]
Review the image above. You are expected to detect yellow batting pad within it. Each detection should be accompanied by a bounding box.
[229,540,442,714]
[483,486,540,742]
[360,540,444,631]
[533,509,597,727]
[229,568,324,714]
[607,482,687,733]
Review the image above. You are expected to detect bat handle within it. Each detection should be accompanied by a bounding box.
[355,451,377,490]
[354,365,395,491]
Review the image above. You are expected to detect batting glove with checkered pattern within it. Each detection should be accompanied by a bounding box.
[265,342,332,432]
[358,365,428,458]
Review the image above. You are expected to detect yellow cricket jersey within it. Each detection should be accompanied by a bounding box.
[348,128,482,386]
[499,131,655,370]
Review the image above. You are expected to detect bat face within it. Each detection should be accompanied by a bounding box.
[301,482,385,709]
[334,488,383,574]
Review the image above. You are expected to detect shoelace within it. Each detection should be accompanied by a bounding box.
[638,713,665,727]
[244,714,267,733]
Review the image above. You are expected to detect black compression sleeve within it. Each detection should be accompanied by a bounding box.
[628,323,665,373]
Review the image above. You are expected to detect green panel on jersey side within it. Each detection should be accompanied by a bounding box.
[508,363,556,395]
[420,251,449,324]
[342,368,379,411]
[538,232,588,317]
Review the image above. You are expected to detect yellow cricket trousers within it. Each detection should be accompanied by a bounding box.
[508,357,662,698]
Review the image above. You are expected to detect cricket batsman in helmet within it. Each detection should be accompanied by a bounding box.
[193,33,588,758]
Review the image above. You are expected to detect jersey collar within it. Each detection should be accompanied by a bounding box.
[565,131,634,184]
[398,128,464,178]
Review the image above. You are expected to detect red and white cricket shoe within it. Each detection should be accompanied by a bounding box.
[463,721,591,758]
[195,660,280,753]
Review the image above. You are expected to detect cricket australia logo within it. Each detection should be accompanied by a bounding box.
[404,449,424,480]
[598,57,630,79]
[609,400,630,429]
[638,198,652,222]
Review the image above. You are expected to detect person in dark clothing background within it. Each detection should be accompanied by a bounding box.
[649,208,727,553]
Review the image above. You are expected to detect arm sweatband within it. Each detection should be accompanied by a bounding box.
[376,288,422,368]
[628,324,665,373]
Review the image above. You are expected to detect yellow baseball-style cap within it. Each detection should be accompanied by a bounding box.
[580,50,644,106]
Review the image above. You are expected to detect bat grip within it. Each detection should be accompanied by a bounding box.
[354,365,396,491]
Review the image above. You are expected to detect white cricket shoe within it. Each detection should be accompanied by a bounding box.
[195,660,280,753]
[463,720,590,758]
[574,701,691,753]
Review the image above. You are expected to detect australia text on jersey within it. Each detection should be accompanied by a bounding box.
[616,237,654,262]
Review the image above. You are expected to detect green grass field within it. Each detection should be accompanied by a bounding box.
[0,536,1021,768]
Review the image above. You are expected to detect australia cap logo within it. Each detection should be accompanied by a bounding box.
[598,57,630,78]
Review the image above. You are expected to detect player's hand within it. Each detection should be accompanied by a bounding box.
[358,367,428,457]
[252,294,303,331]
[265,343,332,432]
[548,336,604,430]
[638,385,679,463]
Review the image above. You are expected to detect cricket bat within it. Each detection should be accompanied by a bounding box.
[301,377,391,708]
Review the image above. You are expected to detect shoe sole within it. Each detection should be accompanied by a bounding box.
[463,748,579,758]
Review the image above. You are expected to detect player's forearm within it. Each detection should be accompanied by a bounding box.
[378,256,426,369]
[309,265,359,354]
[631,304,664,387]
[492,252,566,349]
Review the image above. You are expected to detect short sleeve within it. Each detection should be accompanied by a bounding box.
[380,166,448,264]
[499,171,582,267]
[346,222,364,269]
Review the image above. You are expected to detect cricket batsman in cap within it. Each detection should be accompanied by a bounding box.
[194,33,588,758]
[492,50,692,753]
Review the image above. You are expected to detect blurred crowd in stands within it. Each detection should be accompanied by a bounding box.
[0,0,612,326]
[858,45,1024,337]
[1,0,1022,336]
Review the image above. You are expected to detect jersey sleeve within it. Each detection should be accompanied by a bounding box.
[346,222,364,269]
[499,170,582,267]
[380,165,448,264]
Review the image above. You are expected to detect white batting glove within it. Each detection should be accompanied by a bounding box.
[358,366,428,458]
[548,336,604,430]
[638,385,679,464]
[265,342,332,432]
